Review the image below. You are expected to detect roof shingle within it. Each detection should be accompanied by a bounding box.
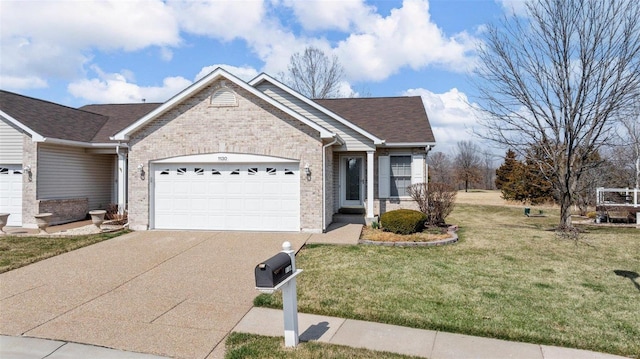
[315,96,435,144]
[0,90,108,142]
[80,103,161,142]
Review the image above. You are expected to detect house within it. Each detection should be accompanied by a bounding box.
[0,68,435,232]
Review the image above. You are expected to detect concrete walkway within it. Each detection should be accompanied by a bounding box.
[235,308,627,359]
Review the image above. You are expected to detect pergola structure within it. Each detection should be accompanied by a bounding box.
[596,187,640,224]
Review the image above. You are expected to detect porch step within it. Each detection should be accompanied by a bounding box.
[332,213,366,225]
[338,207,366,215]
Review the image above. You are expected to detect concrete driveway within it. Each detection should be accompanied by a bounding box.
[0,231,310,359]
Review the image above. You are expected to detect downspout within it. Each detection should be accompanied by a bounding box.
[424,145,432,183]
[322,136,340,232]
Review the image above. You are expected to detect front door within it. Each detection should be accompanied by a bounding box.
[340,156,364,207]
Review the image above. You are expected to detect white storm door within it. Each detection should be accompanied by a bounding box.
[340,156,364,207]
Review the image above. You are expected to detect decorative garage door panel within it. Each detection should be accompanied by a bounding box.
[153,163,300,231]
[0,165,23,226]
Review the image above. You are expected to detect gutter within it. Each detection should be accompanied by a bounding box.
[322,135,342,232]
[40,137,120,148]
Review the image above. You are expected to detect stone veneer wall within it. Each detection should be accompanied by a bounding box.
[21,136,37,228]
[127,80,324,232]
[38,198,88,225]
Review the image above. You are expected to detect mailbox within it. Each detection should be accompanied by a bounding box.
[255,252,293,288]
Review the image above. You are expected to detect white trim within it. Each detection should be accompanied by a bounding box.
[153,153,299,164]
[42,138,118,148]
[383,142,436,147]
[113,68,335,141]
[1,110,44,141]
[322,136,340,232]
[250,73,385,145]
[366,151,374,218]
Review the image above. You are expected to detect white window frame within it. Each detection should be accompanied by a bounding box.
[378,152,425,199]
[390,155,412,198]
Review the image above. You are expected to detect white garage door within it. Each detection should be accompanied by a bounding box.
[0,165,23,226]
[153,163,300,231]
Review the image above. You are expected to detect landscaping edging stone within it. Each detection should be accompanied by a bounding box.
[359,225,459,247]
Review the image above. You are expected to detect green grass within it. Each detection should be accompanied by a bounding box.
[0,230,129,273]
[225,332,420,359]
[255,204,640,357]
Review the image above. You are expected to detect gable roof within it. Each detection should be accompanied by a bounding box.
[80,103,161,142]
[112,67,336,141]
[0,90,109,143]
[249,73,385,145]
[315,97,436,145]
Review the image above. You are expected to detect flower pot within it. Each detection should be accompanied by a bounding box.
[0,213,9,234]
[35,213,53,234]
[89,210,107,228]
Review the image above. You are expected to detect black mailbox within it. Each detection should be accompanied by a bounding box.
[255,252,293,288]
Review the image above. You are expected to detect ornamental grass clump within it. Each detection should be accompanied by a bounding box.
[380,209,427,235]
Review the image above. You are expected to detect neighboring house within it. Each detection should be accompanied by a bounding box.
[0,68,435,232]
[0,92,159,227]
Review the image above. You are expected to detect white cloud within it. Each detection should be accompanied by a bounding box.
[282,0,375,31]
[495,0,529,16]
[195,65,259,82]
[67,63,260,104]
[68,66,191,104]
[168,0,266,41]
[335,0,477,81]
[404,87,481,154]
[0,74,48,90]
[0,0,180,90]
[2,0,480,101]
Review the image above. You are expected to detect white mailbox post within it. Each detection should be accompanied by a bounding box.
[255,241,302,347]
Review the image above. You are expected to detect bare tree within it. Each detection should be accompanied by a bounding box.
[474,0,640,230]
[481,151,496,190]
[453,141,483,192]
[619,103,640,189]
[281,46,345,99]
[427,151,454,183]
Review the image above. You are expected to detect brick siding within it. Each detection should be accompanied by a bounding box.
[127,80,324,232]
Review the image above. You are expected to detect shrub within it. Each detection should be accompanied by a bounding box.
[407,182,457,225]
[380,209,427,235]
[586,211,597,219]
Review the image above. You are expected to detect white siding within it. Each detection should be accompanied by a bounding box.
[256,83,375,151]
[0,119,23,164]
[38,145,115,210]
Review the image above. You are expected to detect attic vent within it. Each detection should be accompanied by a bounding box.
[210,88,238,107]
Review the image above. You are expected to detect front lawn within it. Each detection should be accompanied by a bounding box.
[255,202,640,357]
[0,230,128,273]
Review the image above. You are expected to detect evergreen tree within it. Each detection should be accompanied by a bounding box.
[495,149,518,190]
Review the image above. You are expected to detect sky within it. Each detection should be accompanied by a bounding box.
[0,0,528,155]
